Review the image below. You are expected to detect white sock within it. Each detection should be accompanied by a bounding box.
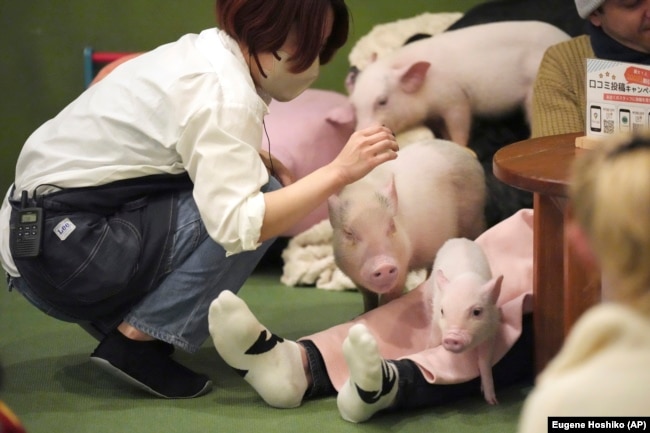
[337,323,399,423]
[208,291,307,408]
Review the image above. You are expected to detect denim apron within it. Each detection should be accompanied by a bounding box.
[9,173,193,321]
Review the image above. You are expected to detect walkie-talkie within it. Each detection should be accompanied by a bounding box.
[10,191,43,258]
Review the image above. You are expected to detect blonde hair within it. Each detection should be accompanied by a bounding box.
[569,134,650,315]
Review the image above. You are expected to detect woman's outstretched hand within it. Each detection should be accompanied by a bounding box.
[259,124,399,242]
[330,124,399,186]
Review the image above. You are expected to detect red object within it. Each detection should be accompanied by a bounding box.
[92,51,133,64]
[0,401,27,433]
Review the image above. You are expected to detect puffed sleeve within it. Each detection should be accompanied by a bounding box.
[174,77,270,255]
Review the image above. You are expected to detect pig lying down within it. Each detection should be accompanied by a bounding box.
[432,238,503,404]
[348,20,570,147]
[328,139,486,311]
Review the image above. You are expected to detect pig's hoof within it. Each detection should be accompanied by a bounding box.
[482,386,498,405]
[485,394,499,405]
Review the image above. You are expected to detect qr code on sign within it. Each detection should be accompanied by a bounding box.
[604,120,615,134]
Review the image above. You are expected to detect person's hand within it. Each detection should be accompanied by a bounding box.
[331,124,399,186]
[259,149,295,186]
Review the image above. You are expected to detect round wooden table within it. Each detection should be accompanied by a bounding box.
[493,132,601,373]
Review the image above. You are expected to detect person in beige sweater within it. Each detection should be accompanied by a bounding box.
[518,134,650,430]
[531,0,650,138]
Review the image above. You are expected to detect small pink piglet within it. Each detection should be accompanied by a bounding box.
[432,238,503,405]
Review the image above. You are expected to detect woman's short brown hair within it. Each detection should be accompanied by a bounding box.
[216,0,349,73]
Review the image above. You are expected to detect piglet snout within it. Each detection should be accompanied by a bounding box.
[360,256,400,294]
[369,263,398,292]
[442,332,469,353]
[372,263,398,280]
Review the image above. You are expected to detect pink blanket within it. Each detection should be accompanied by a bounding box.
[302,209,534,389]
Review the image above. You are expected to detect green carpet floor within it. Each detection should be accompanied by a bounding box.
[0,268,531,433]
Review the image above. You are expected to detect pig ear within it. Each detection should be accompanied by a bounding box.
[382,175,398,214]
[328,195,343,226]
[398,61,430,94]
[344,66,359,94]
[482,275,503,304]
[435,269,449,291]
[326,102,356,129]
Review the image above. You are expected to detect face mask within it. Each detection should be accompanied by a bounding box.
[259,51,319,102]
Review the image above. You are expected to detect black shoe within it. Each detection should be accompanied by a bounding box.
[90,330,212,399]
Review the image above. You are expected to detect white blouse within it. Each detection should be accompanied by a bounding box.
[1,28,272,276]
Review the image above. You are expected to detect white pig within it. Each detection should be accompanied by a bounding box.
[431,237,503,405]
[347,21,570,147]
[328,139,486,312]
